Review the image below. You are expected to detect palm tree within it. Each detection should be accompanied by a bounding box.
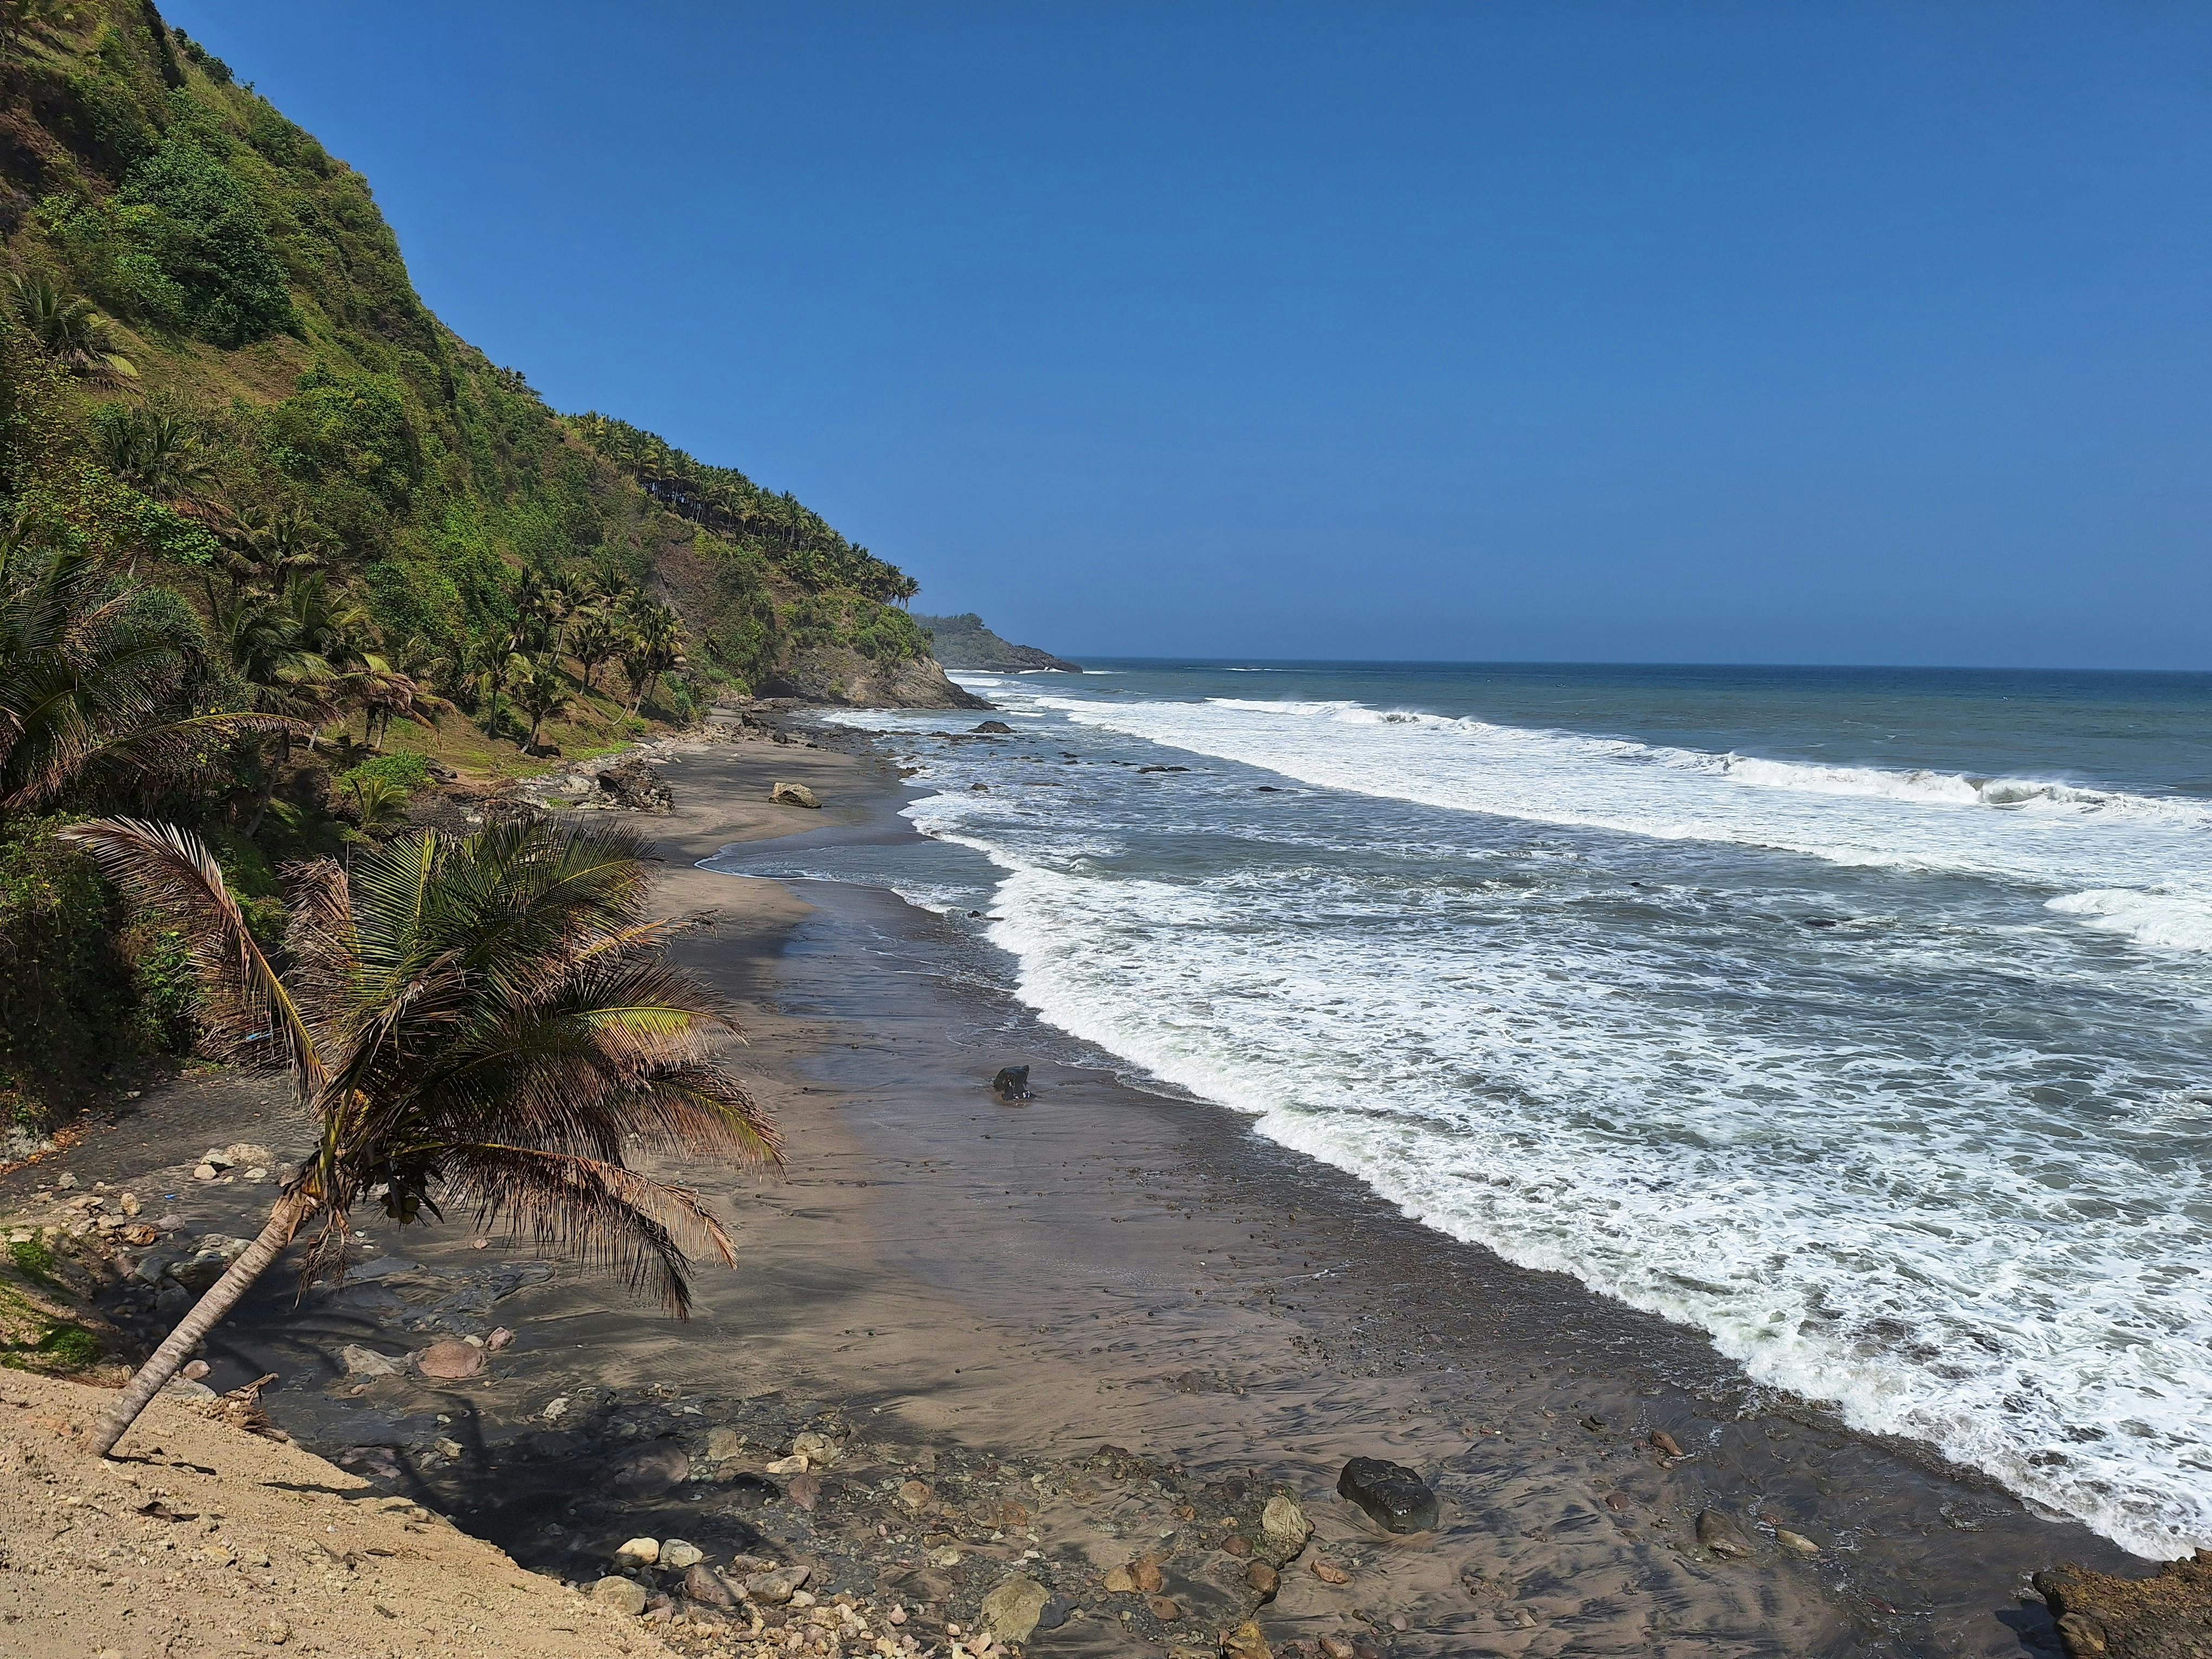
[7,272,137,382]
[208,504,327,596]
[0,531,297,819]
[621,602,684,717]
[96,408,215,506]
[514,655,571,752]
[344,774,411,838]
[63,814,780,1457]
[568,608,622,695]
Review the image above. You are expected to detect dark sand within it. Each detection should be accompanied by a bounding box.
[7,725,2142,1657]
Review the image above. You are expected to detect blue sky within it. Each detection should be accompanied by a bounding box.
[166,2,2212,667]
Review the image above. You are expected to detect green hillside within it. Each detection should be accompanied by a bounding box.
[0,0,974,1140]
[0,0,962,710]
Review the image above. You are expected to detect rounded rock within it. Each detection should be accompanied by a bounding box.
[590,1576,648,1617]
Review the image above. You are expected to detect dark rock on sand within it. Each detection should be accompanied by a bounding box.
[769,779,821,808]
[992,1065,1033,1102]
[1337,1456,1439,1534]
[2036,1552,2212,1658]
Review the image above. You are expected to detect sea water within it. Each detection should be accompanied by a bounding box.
[729,661,2212,1559]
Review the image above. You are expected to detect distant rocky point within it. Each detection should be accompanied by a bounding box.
[915,613,1083,673]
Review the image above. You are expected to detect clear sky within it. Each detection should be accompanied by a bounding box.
[164,2,2212,667]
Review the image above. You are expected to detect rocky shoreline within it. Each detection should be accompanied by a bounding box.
[0,712,2198,1659]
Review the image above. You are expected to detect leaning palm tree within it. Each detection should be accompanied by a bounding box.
[65,815,780,1457]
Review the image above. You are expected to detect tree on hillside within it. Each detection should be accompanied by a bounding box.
[514,655,571,753]
[65,815,780,1456]
[622,601,684,716]
[94,407,214,507]
[568,609,622,695]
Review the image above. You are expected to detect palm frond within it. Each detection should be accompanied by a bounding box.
[64,819,329,1098]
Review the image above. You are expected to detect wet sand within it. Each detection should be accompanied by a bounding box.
[9,725,2141,1658]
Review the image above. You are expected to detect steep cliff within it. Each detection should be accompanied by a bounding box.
[0,0,972,711]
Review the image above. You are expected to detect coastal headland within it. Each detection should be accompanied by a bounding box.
[0,713,2157,1659]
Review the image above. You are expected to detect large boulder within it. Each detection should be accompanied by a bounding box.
[770,780,820,808]
[1336,1457,1439,1534]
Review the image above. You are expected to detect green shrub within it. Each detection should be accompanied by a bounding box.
[335,751,432,797]
[263,365,422,504]
[119,138,297,345]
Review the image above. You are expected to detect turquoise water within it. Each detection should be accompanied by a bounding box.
[735,661,2212,1557]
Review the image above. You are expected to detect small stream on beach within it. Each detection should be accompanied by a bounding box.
[713,661,2212,1562]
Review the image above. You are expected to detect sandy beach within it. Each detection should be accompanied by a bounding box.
[1,722,2145,1659]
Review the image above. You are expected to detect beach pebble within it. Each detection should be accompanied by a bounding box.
[1223,1619,1270,1659]
[191,1164,217,1181]
[745,1571,798,1606]
[1774,1528,1822,1557]
[1650,1430,1686,1458]
[1262,1494,1313,1547]
[791,1430,840,1464]
[1146,1595,1184,1622]
[896,1478,931,1509]
[681,1562,740,1609]
[1338,1456,1441,1534]
[786,1471,822,1510]
[415,1340,485,1380]
[1311,1558,1352,1585]
[484,1326,515,1351]
[763,1452,808,1475]
[1246,1561,1279,1598]
[590,1576,648,1616]
[614,1537,660,1566]
[662,1539,703,1569]
[705,1427,744,1462]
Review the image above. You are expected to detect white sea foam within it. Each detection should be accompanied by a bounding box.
[1009,693,2212,951]
[870,683,2212,1557]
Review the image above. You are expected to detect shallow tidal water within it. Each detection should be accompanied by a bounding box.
[718,661,2212,1560]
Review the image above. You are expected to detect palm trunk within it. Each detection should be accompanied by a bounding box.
[89,1189,314,1458]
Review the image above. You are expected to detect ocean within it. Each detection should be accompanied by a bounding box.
[717,660,2212,1560]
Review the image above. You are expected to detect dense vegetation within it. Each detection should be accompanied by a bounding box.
[0,0,946,1137]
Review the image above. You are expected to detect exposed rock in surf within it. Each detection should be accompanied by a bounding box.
[972,720,1015,734]
[2036,1551,2212,1659]
[993,1065,1034,1102]
[1696,1508,1753,1558]
[1336,1456,1439,1533]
